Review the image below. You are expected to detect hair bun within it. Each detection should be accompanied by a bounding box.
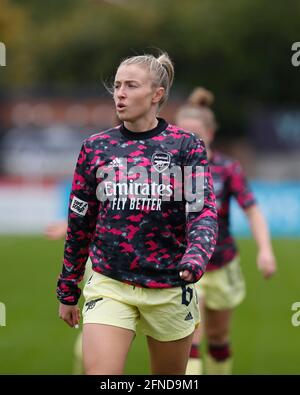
[188,87,214,107]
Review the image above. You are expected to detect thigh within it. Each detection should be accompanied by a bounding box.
[191,296,206,343]
[83,323,135,375]
[82,273,139,374]
[204,307,232,344]
[147,332,194,375]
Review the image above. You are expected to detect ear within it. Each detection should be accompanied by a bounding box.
[152,87,165,104]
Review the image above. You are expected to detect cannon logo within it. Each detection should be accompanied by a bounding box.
[151,152,171,173]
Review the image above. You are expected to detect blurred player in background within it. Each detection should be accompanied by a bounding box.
[56,52,218,374]
[176,87,277,375]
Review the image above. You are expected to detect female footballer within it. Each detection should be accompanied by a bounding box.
[176,87,277,375]
[56,52,218,375]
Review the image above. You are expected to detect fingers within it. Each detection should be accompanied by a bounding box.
[263,266,276,279]
[257,251,277,280]
[71,308,81,328]
[179,270,194,282]
[60,312,74,328]
[260,259,277,279]
[59,304,80,328]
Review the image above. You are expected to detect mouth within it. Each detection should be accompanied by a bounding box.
[116,103,126,112]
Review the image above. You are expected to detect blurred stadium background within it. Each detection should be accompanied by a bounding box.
[0,0,299,374]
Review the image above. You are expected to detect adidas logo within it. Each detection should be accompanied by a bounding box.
[108,158,121,168]
[184,312,193,321]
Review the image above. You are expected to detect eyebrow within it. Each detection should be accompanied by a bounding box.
[114,79,140,84]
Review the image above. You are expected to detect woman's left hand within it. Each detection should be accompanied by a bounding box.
[179,270,195,282]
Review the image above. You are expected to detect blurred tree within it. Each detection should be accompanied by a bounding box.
[1,0,299,136]
[11,0,81,24]
[0,0,33,87]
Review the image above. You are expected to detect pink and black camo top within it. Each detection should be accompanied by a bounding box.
[57,118,218,305]
[207,151,256,271]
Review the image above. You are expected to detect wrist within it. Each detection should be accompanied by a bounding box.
[257,243,273,254]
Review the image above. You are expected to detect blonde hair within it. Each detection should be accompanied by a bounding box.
[176,87,218,131]
[118,51,174,107]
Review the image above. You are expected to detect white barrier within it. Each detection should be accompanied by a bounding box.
[0,183,60,234]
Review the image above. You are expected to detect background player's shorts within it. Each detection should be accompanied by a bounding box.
[195,256,246,310]
[82,271,200,342]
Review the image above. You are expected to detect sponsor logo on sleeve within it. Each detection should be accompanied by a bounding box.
[71,196,88,216]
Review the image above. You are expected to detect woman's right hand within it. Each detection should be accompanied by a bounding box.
[59,303,80,328]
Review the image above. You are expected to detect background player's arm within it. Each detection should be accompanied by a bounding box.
[44,221,68,240]
[229,160,276,279]
[244,205,277,279]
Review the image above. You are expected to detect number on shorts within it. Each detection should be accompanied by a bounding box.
[181,285,193,306]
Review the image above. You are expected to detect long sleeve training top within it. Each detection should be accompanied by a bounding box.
[57,118,218,305]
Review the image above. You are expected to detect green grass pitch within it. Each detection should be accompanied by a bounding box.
[0,236,299,374]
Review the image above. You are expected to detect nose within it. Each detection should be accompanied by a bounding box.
[116,85,126,99]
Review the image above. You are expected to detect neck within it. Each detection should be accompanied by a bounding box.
[206,147,213,160]
[124,116,158,132]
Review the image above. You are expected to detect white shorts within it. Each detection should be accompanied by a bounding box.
[195,256,246,310]
[82,270,200,342]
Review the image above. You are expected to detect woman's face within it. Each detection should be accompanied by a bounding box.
[113,64,162,123]
[177,117,214,147]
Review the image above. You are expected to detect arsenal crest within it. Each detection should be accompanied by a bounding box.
[151,151,171,173]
